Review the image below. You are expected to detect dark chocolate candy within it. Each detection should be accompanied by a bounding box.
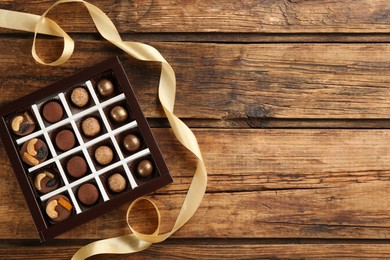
[42,101,63,123]
[137,159,154,178]
[123,134,141,153]
[77,183,99,206]
[55,129,76,151]
[66,156,88,178]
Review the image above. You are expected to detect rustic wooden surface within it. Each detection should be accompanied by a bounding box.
[1,0,390,259]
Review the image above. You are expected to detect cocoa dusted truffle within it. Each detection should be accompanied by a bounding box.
[55,129,76,151]
[71,87,89,107]
[137,159,153,178]
[81,117,101,137]
[108,173,126,193]
[97,79,114,97]
[34,171,59,194]
[42,101,64,123]
[10,112,36,136]
[110,106,128,123]
[123,134,141,153]
[66,155,88,178]
[45,195,73,222]
[20,138,49,166]
[94,145,113,165]
[77,183,99,205]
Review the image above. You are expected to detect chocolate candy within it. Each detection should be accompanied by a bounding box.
[42,101,63,123]
[77,183,99,205]
[97,79,114,97]
[34,171,59,194]
[20,138,49,166]
[46,195,73,222]
[55,129,76,151]
[110,106,128,123]
[137,159,154,178]
[10,112,35,136]
[108,173,126,193]
[123,134,141,152]
[71,87,89,107]
[94,146,113,165]
[81,117,101,137]
[66,156,88,178]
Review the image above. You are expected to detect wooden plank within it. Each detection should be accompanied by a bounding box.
[0,242,390,259]
[2,1,390,33]
[1,39,390,123]
[1,129,390,239]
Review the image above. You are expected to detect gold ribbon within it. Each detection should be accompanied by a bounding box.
[0,1,207,259]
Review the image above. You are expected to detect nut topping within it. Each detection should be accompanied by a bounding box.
[46,200,59,219]
[27,138,38,156]
[11,116,23,132]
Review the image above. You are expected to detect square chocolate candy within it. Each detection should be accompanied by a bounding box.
[0,57,172,241]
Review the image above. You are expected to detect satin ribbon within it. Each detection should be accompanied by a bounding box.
[0,1,207,259]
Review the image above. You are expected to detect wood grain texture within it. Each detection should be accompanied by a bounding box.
[1,242,390,259]
[2,0,390,33]
[1,39,390,124]
[1,129,390,239]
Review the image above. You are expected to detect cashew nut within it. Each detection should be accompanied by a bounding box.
[46,200,59,219]
[34,173,47,191]
[27,138,38,156]
[11,116,23,132]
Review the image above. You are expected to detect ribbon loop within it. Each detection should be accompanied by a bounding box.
[0,1,207,259]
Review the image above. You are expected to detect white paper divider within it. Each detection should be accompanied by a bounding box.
[16,92,126,145]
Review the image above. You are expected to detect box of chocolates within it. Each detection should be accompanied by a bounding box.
[0,57,172,241]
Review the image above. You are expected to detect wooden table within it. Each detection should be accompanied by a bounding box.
[1,1,390,259]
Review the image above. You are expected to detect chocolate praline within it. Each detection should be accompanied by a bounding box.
[110,106,128,123]
[97,79,114,97]
[108,173,127,193]
[71,87,89,107]
[94,146,113,165]
[46,195,73,222]
[66,156,88,178]
[81,117,101,137]
[34,171,59,194]
[137,159,154,178]
[123,134,141,153]
[10,112,36,136]
[77,183,99,206]
[20,138,49,166]
[42,101,63,123]
[55,129,76,151]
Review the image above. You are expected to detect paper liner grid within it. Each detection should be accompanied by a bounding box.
[15,80,146,215]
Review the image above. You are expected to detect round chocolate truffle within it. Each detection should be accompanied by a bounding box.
[20,138,49,166]
[110,106,128,123]
[34,171,59,194]
[137,159,154,178]
[123,134,141,153]
[108,173,126,193]
[42,101,63,123]
[10,112,36,136]
[66,156,88,178]
[81,117,101,137]
[46,195,73,222]
[77,183,99,206]
[94,146,113,165]
[71,87,89,107]
[55,129,76,151]
[97,79,114,97]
